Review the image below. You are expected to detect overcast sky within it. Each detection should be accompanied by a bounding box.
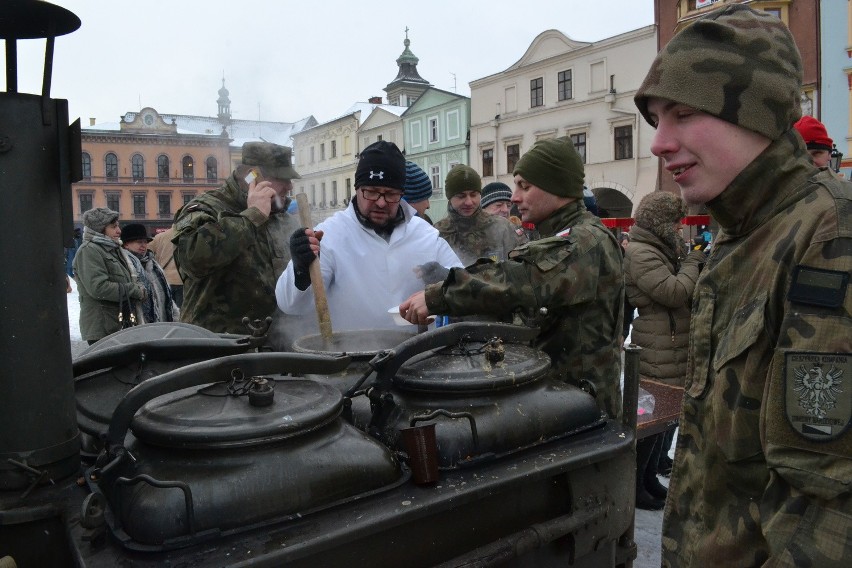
[8,0,654,126]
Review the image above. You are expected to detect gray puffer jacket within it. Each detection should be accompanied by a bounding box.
[624,225,704,383]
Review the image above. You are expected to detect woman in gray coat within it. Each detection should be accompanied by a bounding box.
[624,192,706,509]
[73,208,146,344]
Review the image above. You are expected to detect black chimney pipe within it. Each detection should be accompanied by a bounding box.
[0,0,82,492]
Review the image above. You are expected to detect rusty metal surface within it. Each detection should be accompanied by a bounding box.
[637,379,683,439]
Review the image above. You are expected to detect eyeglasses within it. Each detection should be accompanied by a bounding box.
[360,188,403,203]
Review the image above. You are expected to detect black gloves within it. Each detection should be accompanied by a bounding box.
[418,261,450,285]
[289,228,315,291]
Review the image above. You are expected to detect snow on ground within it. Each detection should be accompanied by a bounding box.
[67,277,81,341]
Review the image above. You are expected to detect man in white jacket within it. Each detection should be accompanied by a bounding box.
[276,141,461,331]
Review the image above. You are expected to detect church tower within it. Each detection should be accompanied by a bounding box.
[217,77,231,126]
[384,29,432,107]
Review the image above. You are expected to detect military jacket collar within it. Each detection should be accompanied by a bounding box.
[441,207,487,234]
[708,130,816,238]
[536,200,585,238]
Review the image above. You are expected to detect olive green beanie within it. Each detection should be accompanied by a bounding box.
[445,165,481,199]
[634,4,802,141]
[512,138,584,199]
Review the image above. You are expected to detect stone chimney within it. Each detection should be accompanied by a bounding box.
[368,96,383,104]
[89,117,96,126]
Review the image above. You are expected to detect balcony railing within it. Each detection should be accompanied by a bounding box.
[75,175,223,186]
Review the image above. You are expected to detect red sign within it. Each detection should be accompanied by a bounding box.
[601,215,710,229]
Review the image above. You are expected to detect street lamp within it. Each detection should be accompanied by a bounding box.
[829,144,843,173]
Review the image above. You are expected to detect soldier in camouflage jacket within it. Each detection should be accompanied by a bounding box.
[433,165,527,266]
[635,5,852,566]
[401,139,624,418]
[173,142,301,334]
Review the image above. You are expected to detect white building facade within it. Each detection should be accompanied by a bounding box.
[469,25,658,218]
[292,102,406,223]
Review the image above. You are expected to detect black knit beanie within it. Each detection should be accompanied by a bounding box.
[355,141,406,190]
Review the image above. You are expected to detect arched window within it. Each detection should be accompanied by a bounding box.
[182,156,194,182]
[105,153,118,181]
[206,157,218,181]
[157,155,170,182]
[131,154,144,181]
[81,152,91,179]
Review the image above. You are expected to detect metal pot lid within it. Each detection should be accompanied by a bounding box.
[393,340,551,393]
[292,329,416,358]
[76,323,225,434]
[79,322,220,356]
[130,378,343,449]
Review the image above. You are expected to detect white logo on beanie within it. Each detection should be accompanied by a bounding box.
[369,171,385,180]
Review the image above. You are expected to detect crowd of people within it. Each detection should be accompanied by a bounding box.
[71,5,850,566]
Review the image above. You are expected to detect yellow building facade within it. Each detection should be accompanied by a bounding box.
[74,107,232,233]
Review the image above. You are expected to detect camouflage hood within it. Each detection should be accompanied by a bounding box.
[635,3,802,140]
[708,129,815,238]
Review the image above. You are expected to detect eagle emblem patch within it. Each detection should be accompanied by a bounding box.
[785,352,852,441]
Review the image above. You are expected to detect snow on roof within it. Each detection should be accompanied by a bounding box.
[305,102,408,131]
[82,121,121,132]
[82,112,317,148]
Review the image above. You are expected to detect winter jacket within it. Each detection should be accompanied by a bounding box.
[425,200,625,419]
[148,228,182,287]
[433,207,527,266]
[276,200,462,332]
[662,131,852,567]
[624,225,704,384]
[173,173,300,334]
[73,230,145,342]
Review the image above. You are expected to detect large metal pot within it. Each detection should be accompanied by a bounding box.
[88,352,404,551]
[74,323,263,456]
[291,329,417,395]
[365,323,606,469]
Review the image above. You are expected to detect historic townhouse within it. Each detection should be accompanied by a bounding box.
[402,88,471,223]
[469,26,658,218]
[291,32,430,223]
[292,101,406,223]
[72,81,316,232]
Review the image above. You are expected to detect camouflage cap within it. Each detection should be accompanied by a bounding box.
[241,142,301,180]
[634,4,802,141]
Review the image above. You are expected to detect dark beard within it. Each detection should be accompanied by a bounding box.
[353,197,405,239]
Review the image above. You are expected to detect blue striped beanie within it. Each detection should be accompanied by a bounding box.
[481,182,512,209]
[403,161,432,203]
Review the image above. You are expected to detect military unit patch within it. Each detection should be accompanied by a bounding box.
[785,351,852,441]
[556,228,572,238]
[787,265,848,308]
